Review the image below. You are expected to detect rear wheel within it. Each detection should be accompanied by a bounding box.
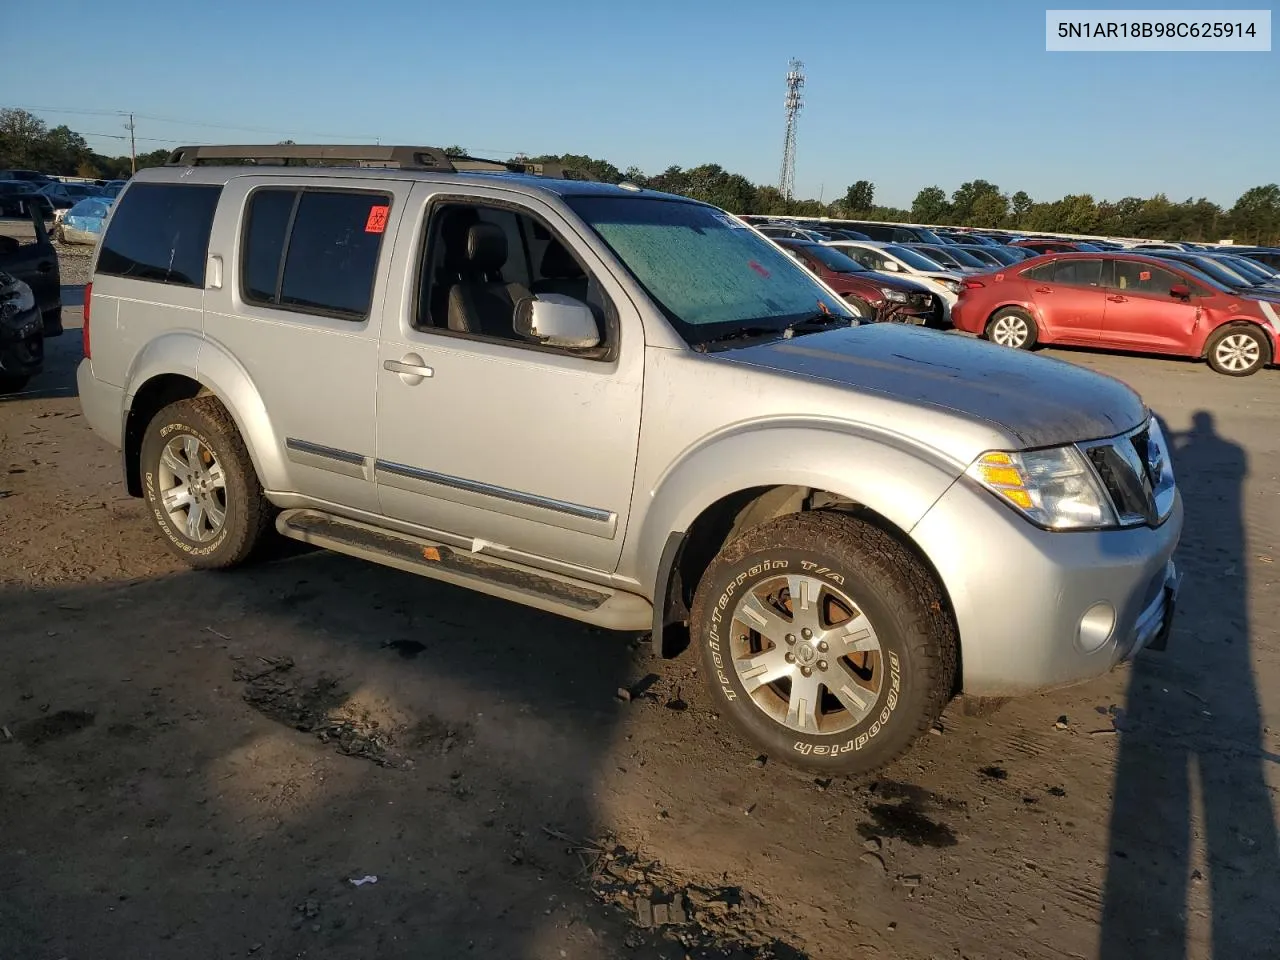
[1206,325,1270,376]
[984,307,1038,349]
[690,512,957,775]
[139,396,273,568]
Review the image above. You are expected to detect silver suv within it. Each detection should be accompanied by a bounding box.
[76,144,1182,773]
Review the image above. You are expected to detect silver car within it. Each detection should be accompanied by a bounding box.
[76,144,1181,774]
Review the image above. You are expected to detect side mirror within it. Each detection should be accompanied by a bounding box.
[882,261,900,272]
[514,294,601,349]
[1169,283,1192,299]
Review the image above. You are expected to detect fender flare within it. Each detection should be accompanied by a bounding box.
[124,332,289,491]
[627,420,964,605]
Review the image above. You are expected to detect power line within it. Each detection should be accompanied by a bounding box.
[12,104,380,141]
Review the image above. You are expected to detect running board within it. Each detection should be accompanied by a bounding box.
[275,509,652,631]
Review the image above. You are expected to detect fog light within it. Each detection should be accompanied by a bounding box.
[1077,602,1116,654]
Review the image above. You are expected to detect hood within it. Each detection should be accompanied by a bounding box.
[870,271,932,294]
[724,323,1148,451]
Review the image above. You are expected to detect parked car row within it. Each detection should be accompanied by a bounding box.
[0,168,127,219]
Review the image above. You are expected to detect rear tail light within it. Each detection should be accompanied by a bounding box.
[962,279,986,290]
[82,281,92,358]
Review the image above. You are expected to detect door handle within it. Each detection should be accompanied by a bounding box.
[1033,286,1052,293]
[1107,295,1128,303]
[384,354,433,384]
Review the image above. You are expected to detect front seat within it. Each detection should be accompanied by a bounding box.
[532,239,589,302]
[446,223,529,338]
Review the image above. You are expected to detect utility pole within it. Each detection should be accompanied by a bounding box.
[125,113,137,174]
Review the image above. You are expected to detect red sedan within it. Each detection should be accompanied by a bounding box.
[951,251,1279,376]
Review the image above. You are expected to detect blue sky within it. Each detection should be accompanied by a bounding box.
[3,0,1276,208]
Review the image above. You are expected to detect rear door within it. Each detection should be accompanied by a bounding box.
[203,175,413,513]
[1025,258,1106,342]
[1101,259,1200,353]
[0,206,60,332]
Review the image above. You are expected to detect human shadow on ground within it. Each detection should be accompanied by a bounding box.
[1099,411,1280,959]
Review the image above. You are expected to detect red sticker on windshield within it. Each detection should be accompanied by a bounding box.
[1139,270,1151,281]
[748,260,770,278]
[365,205,389,234]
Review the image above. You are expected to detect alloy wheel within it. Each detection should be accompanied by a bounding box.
[1214,333,1261,373]
[157,435,227,542]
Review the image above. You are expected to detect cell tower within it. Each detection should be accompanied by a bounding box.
[778,58,805,201]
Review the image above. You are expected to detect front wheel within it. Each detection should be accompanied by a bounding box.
[1206,325,1270,376]
[843,295,873,321]
[985,307,1038,349]
[691,512,957,774]
[139,396,273,568]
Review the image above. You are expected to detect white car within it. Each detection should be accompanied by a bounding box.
[824,240,967,321]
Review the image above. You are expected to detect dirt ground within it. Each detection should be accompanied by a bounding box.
[1,260,1278,959]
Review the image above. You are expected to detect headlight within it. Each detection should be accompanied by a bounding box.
[0,281,35,319]
[880,287,908,302]
[939,278,962,293]
[967,447,1117,530]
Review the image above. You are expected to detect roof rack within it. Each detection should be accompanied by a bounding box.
[163,144,598,181]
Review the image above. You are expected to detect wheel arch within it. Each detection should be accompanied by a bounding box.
[635,425,962,663]
[1199,318,1277,360]
[122,336,287,497]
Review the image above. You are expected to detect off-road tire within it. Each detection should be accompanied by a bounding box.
[690,511,958,775]
[1205,324,1270,377]
[140,396,272,569]
[984,306,1038,350]
[0,375,30,394]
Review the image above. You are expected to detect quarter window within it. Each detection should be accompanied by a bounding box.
[96,183,222,287]
[241,188,390,319]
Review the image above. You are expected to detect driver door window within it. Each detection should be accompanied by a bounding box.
[415,201,613,353]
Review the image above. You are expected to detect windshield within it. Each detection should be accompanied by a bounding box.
[1183,256,1249,285]
[800,243,868,273]
[931,245,985,267]
[913,228,945,245]
[567,196,848,341]
[884,244,946,270]
[914,245,960,266]
[982,247,1020,264]
[1221,256,1273,280]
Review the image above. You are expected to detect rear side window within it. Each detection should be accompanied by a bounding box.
[96,183,221,287]
[1053,259,1103,286]
[241,188,390,319]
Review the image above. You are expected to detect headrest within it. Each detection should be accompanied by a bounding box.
[466,223,507,271]
[540,240,585,279]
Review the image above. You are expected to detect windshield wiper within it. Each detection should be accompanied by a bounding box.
[693,324,790,351]
[783,312,853,334]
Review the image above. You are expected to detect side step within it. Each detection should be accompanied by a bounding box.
[276,509,652,631]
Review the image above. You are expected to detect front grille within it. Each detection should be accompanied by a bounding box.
[1080,421,1175,528]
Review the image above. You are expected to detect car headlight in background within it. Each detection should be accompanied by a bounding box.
[967,447,1118,529]
[939,278,963,293]
[880,287,908,303]
[0,280,35,321]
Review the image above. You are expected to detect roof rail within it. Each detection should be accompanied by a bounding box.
[163,144,598,181]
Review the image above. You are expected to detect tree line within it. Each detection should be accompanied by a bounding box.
[4,108,1277,244]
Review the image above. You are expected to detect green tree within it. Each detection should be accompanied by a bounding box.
[911,186,951,223]
[968,191,1009,228]
[843,180,875,213]
[0,108,49,169]
[526,153,624,183]
[950,179,1001,224]
[442,145,467,157]
[1229,184,1280,245]
[1010,191,1033,226]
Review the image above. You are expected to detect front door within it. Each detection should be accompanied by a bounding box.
[203,175,413,512]
[373,183,643,574]
[1102,260,1201,353]
[1025,257,1106,342]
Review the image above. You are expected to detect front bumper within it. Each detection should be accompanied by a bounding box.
[0,304,44,378]
[911,475,1183,696]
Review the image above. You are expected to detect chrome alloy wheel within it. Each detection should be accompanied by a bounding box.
[157,435,227,542]
[1213,332,1261,372]
[729,574,885,735]
[990,314,1030,348]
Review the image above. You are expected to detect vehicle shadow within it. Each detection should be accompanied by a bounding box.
[0,559,666,959]
[1098,411,1280,959]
